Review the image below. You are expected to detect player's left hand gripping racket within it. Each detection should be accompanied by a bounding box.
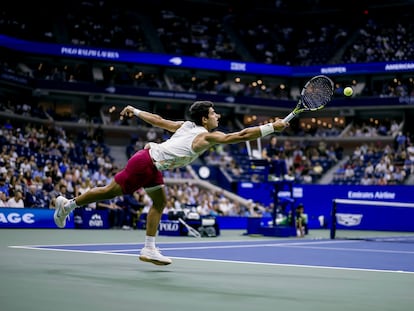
[283,75,334,122]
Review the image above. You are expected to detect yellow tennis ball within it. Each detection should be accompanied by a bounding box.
[344,86,353,96]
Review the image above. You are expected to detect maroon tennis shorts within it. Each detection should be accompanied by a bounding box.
[114,149,164,194]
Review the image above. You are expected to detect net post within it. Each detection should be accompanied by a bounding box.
[330,199,337,239]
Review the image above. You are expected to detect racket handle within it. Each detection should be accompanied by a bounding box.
[283,112,296,123]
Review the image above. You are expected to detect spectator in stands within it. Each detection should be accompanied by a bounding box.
[146,128,157,142]
[7,190,24,208]
[24,184,43,208]
[0,176,9,198]
[364,161,375,177]
[394,131,407,152]
[123,193,145,229]
[96,198,125,229]
[262,135,284,177]
[53,101,288,265]
[76,178,96,209]
[344,164,355,180]
[360,173,374,185]
[392,167,406,184]
[326,145,338,163]
[375,158,388,176]
[312,161,323,179]
[262,135,282,161]
[42,176,54,193]
[0,190,8,207]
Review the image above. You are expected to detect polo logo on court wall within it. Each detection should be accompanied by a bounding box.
[159,222,179,231]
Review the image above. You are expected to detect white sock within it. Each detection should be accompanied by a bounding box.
[65,199,78,212]
[145,236,156,249]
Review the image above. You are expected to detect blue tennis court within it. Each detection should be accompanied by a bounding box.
[3,229,414,311]
[12,238,414,273]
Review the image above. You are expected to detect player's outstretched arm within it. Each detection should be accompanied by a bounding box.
[193,118,288,152]
[215,118,288,144]
[120,105,184,132]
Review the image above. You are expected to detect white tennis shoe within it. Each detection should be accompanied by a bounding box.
[139,247,172,265]
[53,196,70,228]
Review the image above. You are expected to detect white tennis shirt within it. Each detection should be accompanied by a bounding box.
[148,121,208,171]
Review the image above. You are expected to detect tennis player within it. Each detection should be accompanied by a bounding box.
[53,101,288,265]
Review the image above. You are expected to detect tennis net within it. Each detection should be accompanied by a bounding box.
[330,199,414,242]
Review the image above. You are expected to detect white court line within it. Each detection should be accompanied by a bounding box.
[8,244,414,275]
[8,240,414,274]
[8,237,313,248]
[71,240,353,253]
[9,239,351,253]
[9,245,142,256]
[10,239,409,254]
[282,244,414,255]
[167,256,414,275]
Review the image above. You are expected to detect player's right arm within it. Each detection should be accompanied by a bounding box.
[192,119,287,153]
[120,105,184,133]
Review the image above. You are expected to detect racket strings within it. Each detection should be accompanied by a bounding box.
[302,78,333,110]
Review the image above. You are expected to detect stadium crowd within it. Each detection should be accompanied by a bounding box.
[1,0,414,229]
[0,116,276,228]
[0,108,412,228]
[1,0,414,98]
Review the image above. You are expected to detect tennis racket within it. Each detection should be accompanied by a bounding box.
[178,218,201,238]
[283,75,334,122]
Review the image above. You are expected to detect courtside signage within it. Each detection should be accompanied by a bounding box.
[347,191,396,200]
[4,35,413,77]
[73,209,109,229]
[0,208,74,228]
[158,220,181,236]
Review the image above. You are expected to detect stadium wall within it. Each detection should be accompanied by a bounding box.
[237,183,414,230]
[2,185,413,232]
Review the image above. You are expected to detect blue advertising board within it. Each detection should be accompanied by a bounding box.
[73,208,109,229]
[237,183,414,231]
[158,220,182,236]
[1,34,414,77]
[333,201,414,231]
[0,208,74,228]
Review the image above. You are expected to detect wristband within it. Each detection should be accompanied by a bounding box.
[259,123,274,137]
[133,108,142,117]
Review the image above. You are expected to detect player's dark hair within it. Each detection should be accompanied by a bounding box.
[188,101,213,125]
